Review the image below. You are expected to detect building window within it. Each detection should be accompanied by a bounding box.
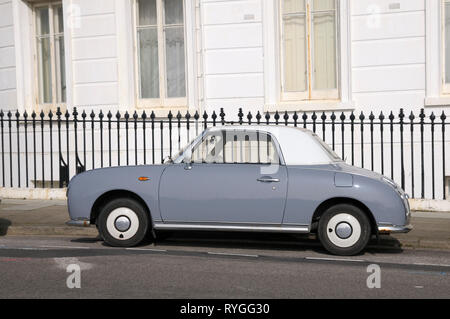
[280,0,339,101]
[136,0,187,107]
[35,3,66,105]
[444,0,450,92]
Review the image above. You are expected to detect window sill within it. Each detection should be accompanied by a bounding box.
[264,100,355,113]
[424,96,450,107]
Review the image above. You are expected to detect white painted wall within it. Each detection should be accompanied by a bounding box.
[201,0,265,115]
[0,0,17,108]
[1,0,449,114]
[351,0,427,112]
[70,0,119,111]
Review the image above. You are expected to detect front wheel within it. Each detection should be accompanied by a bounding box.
[318,204,371,256]
[98,198,149,247]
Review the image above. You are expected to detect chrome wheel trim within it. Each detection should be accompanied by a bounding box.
[326,213,361,248]
[106,207,139,240]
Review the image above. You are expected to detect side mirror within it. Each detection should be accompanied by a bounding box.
[183,149,192,170]
[183,148,192,163]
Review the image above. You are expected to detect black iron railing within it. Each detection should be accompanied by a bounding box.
[0,107,448,200]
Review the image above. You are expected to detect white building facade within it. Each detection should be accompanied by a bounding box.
[0,0,449,200]
[0,0,449,115]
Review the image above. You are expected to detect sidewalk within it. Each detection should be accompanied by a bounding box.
[0,198,449,250]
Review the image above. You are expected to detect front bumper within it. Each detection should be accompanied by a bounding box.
[378,224,413,234]
[66,219,91,227]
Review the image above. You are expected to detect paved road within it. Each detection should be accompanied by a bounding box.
[0,233,449,298]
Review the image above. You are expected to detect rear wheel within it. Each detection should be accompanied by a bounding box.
[98,198,149,247]
[318,204,371,256]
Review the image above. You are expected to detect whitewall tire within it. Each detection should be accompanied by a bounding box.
[98,198,149,247]
[318,204,371,256]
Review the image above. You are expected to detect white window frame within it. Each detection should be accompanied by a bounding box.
[425,0,450,106]
[279,0,339,101]
[32,1,66,109]
[263,0,352,112]
[133,0,188,109]
[442,0,450,94]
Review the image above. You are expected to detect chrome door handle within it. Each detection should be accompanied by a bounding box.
[257,177,280,183]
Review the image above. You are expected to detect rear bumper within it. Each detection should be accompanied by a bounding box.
[378,224,413,234]
[66,219,91,227]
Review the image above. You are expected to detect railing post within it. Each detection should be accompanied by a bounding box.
[359,112,365,169]
[340,112,346,160]
[350,112,355,166]
[420,109,426,199]
[0,110,4,187]
[49,110,53,188]
[369,112,374,171]
[100,110,104,168]
[15,110,20,188]
[116,111,121,166]
[40,111,45,188]
[379,111,385,175]
[134,111,138,165]
[441,111,447,200]
[24,111,28,188]
[142,110,147,165]
[399,108,405,191]
[430,112,436,199]
[409,111,415,198]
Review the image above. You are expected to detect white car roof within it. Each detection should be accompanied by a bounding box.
[207,125,337,165]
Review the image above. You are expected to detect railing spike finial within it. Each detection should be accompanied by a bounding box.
[274,110,280,125]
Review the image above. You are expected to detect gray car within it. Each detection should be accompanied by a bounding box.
[67,125,412,255]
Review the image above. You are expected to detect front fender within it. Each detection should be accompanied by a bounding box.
[67,165,167,223]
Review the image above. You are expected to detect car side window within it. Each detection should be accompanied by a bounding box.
[191,130,280,164]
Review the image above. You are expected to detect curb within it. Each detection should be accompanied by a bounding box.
[1,225,98,237]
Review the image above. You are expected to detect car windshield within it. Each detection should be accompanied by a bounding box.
[173,131,206,163]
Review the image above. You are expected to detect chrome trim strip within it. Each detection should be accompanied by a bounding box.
[66,219,91,227]
[153,222,309,233]
[378,224,412,234]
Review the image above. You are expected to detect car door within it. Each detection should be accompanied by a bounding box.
[158,129,288,225]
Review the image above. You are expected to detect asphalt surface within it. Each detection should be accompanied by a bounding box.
[0,234,449,298]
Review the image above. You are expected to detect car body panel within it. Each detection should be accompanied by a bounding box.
[159,163,288,224]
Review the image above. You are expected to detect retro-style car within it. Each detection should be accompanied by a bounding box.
[67,125,412,255]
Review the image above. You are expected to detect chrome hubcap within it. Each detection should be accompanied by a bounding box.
[326,213,362,248]
[335,222,352,239]
[114,216,131,232]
